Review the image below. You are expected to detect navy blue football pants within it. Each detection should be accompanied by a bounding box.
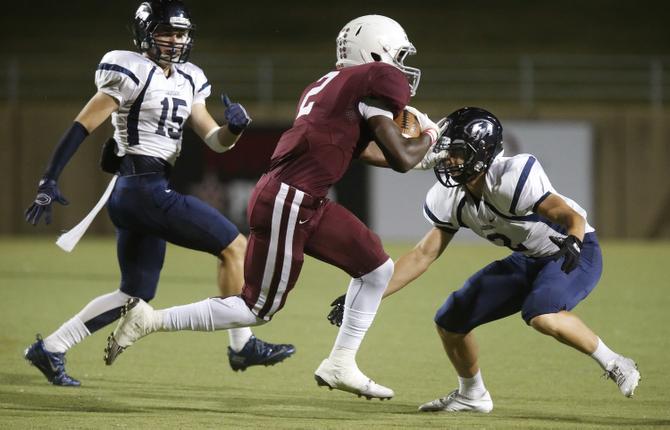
[107,173,239,301]
[435,232,602,333]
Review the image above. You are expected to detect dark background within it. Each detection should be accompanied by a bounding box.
[2,0,669,238]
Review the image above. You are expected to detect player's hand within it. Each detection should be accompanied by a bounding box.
[549,235,582,274]
[221,94,251,135]
[411,116,449,169]
[25,178,69,226]
[414,141,448,170]
[405,106,439,144]
[327,294,346,327]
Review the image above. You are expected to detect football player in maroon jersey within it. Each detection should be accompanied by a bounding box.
[105,14,446,401]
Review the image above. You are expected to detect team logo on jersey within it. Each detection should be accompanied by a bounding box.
[464,119,495,142]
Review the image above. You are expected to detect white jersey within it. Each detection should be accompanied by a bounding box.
[95,50,211,165]
[423,154,595,258]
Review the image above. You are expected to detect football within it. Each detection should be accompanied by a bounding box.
[394,109,421,138]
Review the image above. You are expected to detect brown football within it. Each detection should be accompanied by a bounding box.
[394,109,421,138]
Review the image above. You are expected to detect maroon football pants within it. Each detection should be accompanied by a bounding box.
[241,174,389,320]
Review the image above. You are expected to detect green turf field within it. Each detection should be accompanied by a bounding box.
[0,237,668,429]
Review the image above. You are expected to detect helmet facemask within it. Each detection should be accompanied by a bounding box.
[148,22,194,64]
[133,1,195,65]
[387,45,420,96]
[436,139,487,187]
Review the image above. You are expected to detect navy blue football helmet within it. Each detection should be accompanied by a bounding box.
[434,107,503,187]
[132,0,195,64]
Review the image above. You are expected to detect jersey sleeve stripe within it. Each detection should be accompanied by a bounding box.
[97,63,140,85]
[532,191,552,213]
[175,69,195,94]
[423,203,458,232]
[198,81,211,93]
[509,156,536,215]
[127,68,157,146]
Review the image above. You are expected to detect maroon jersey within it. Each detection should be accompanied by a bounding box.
[267,62,411,198]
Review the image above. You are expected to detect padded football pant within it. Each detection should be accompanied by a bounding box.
[241,174,389,321]
[435,232,602,333]
[77,173,239,333]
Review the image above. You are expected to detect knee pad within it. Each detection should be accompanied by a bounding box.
[361,258,394,287]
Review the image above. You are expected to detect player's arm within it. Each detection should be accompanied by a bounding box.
[25,91,118,226]
[384,227,453,297]
[75,91,120,131]
[358,140,389,167]
[190,94,251,153]
[535,193,586,241]
[367,115,434,172]
[536,193,586,274]
[327,227,452,326]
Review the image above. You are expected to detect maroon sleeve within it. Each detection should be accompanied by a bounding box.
[367,63,411,117]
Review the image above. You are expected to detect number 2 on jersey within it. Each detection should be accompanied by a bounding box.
[296,71,340,118]
[155,97,187,139]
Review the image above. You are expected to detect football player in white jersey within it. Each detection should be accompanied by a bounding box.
[23,0,294,387]
[328,107,641,410]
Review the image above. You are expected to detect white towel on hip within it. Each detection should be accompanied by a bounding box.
[56,175,118,252]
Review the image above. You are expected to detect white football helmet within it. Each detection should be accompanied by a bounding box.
[336,15,420,96]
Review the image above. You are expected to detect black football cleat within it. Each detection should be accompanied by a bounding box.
[228,336,295,372]
[24,334,80,387]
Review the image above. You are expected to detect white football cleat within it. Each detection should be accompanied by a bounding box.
[604,355,641,397]
[418,389,493,413]
[104,298,161,365]
[314,358,394,400]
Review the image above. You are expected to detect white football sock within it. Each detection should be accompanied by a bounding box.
[159,296,263,332]
[77,289,132,322]
[42,289,132,353]
[330,258,393,364]
[590,337,619,370]
[43,316,90,353]
[458,369,487,399]
[228,327,253,352]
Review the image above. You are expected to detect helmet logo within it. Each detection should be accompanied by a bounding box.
[465,120,494,142]
[136,3,151,21]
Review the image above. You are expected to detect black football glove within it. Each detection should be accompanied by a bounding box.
[327,294,346,327]
[25,178,69,226]
[549,235,583,274]
[221,94,251,135]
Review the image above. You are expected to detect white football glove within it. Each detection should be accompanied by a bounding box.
[404,105,440,144]
[413,142,448,170]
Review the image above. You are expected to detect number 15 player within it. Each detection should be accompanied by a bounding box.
[105,15,446,400]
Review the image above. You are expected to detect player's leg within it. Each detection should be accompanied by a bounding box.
[523,233,640,397]
[216,234,256,356]
[105,176,301,366]
[24,291,130,387]
[419,254,529,412]
[135,183,295,369]
[216,233,295,371]
[24,225,162,387]
[305,201,395,399]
